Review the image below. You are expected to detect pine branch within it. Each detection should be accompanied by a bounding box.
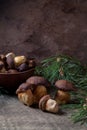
[35,55,87,124]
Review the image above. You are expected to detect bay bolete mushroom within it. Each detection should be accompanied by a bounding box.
[26,76,51,104]
[39,95,59,113]
[54,80,77,104]
[14,56,27,67]
[17,63,29,72]
[16,82,34,106]
[6,52,15,69]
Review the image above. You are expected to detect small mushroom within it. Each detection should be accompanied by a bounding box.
[54,80,77,104]
[26,76,50,88]
[6,52,15,69]
[17,63,29,72]
[28,58,36,68]
[33,85,47,104]
[39,95,59,113]
[18,89,34,106]
[14,56,27,67]
[16,83,34,106]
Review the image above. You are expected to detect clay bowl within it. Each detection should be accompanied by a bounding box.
[0,68,34,93]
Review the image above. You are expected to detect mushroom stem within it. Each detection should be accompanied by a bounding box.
[54,90,71,105]
[46,99,59,113]
[33,85,47,104]
[18,89,34,106]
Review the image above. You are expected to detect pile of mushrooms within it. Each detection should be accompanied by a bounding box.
[16,76,60,114]
[16,76,77,114]
[0,52,36,73]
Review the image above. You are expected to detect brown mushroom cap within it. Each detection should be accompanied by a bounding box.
[6,55,15,69]
[26,76,50,88]
[55,80,77,91]
[16,82,35,94]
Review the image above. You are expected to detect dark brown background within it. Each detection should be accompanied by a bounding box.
[0,0,87,63]
[0,1,87,129]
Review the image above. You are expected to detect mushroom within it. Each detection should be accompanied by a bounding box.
[14,56,27,67]
[28,58,36,68]
[26,76,50,104]
[54,80,77,104]
[26,76,50,88]
[39,95,59,113]
[6,52,15,69]
[16,82,34,106]
[17,63,29,72]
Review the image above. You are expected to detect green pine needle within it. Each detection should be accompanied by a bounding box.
[71,107,87,125]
